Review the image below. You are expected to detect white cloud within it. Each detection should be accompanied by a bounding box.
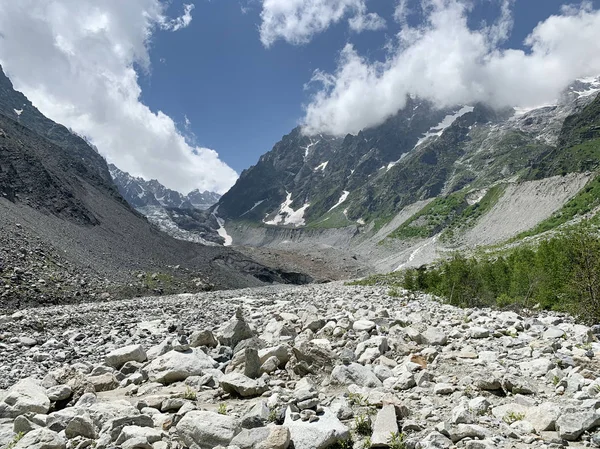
[349,12,386,33]
[0,0,238,195]
[259,0,382,47]
[162,3,195,32]
[302,0,600,136]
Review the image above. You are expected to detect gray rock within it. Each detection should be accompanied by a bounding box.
[434,383,454,395]
[189,329,218,348]
[105,345,147,369]
[46,385,72,402]
[371,405,398,447]
[258,426,290,449]
[244,348,262,379]
[230,427,271,449]
[217,308,255,348]
[87,373,119,392]
[145,348,218,384]
[526,402,561,432]
[241,402,270,429]
[421,328,448,346]
[0,378,50,418]
[353,320,376,332]
[65,414,96,439]
[220,373,269,398]
[470,327,490,339]
[417,432,453,448]
[284,407,349,449]
[13,428,66,449]
[176,410,240,449]
[556,409,600,441]
[330,363,382,388]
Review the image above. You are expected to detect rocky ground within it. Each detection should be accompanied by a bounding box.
[1,282,600,449]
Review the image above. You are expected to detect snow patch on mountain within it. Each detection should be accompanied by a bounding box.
[241,200,266,217]
[13,108,22,116]
[415,106,474,147]
[328,191,350,212]
[302,139,320,160]
[315,161,328,172]
[212,208,232,246]
[264,192,310,227]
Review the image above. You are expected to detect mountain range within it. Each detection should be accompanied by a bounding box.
[207,76,600,271]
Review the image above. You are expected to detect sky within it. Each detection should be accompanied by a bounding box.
[0,0,600,194]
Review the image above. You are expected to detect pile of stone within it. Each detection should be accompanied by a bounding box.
[0,282,599,449]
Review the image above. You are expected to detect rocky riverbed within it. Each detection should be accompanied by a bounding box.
[1,282,600,449]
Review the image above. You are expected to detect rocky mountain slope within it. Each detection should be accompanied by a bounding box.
[108,164,220,210]
[0,282,599,448]
[0,65,316,311]
[108,164,223,245]
[212,78,600,271]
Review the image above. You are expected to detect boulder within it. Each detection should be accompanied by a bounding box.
[220,373,270,398]
[189,330,218,348]
[105,345,147,369]
[371,405,398,447]
[13,428,66,449]
[353,320,376,332]
[259,426,291,449]
[421,328,448,346]
[176,410,241,449]
[284,407,349,449]
[330,363,382,388]
[217,308,254,348]
[230,427,271,449]
[65,414,97,439]
[145,349,218,384]
[556,409,600,441]
[0,378,50,418]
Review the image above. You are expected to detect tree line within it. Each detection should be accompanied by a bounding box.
[402,221,600,324]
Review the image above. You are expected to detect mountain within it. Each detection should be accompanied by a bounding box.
[213,76,600,271]
[0,65,312,312]
[108,164,221,210]
[108,164,223,244]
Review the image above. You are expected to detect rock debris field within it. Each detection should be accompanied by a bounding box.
[1,282,600,449]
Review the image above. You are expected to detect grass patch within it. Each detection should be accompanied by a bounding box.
[388,190,468,240]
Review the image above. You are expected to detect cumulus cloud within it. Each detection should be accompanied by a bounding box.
[0,0,238,194]
[302,0,600,136]
[259,0,384,47]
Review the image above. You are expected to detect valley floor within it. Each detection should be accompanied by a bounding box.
[1,282,599,448]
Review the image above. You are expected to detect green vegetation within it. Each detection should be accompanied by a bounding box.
[389,432,407,449]
[442,185,506,240]
[7,432,25,449]
[516,175,600,239]
[218,403,228,415]
[354,414,372,436]
[183,386,197,401]
[347,392,369,407]
[388,185,506,242]
[399,221,600,323]
[503,412,526,425]
[389,190,469,240]
[268,406,278,423]
[348,271,404,287]
[330,438,354,449]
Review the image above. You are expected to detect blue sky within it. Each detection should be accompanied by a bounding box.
[1,0,600,193]
[140,0,600,173]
